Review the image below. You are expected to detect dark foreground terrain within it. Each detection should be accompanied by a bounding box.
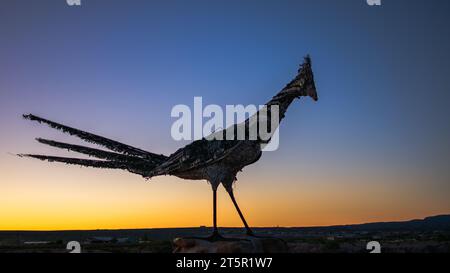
[1,215,449,253]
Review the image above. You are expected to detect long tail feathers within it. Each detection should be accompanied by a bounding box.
[18,154,126,169]
[35,138,148,164]
[17,154,153,177]
[21,114,169,177]
[23,114,167,162]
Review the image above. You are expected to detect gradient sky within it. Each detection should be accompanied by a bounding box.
[0,0,449,230]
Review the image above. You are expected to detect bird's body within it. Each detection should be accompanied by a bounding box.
[20,56,318,239]
[165,139,262,186]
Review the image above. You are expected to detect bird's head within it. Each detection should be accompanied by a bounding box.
[281,55,318,101]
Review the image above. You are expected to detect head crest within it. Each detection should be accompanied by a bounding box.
[298,55,312,73]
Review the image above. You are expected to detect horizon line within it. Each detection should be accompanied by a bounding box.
[2,213,447,232]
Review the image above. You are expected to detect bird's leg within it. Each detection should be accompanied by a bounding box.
[203,185,228,241]
[206,186,246,241]
[183,184,250,242]
[225,187,254,236]
[211,187,220,237]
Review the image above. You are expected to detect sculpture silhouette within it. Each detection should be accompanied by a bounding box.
[20,56,318,240]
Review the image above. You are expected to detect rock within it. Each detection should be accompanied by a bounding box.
[172,235,289,253]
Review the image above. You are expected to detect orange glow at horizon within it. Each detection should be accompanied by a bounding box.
[1,156,448,231]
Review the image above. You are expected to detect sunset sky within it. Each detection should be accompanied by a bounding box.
[0,0,449,230]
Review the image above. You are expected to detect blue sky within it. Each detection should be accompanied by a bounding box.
[0,0,449,229]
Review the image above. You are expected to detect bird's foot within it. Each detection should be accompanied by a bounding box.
[207,232,250,242]
[245,230,274,239]
[183,231,223,242]
[206,232,226,242]
[185,232,249,242]
[246,230,255,237]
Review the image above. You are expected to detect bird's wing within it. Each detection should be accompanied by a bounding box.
[149,139,243,176]
[23,114,167,162]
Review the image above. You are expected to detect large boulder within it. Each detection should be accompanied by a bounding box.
[173,236,288,253]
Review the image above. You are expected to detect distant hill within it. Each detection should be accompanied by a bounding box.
[306,214,450,232]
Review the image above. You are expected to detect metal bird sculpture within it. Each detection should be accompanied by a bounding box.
[20,56,318,240]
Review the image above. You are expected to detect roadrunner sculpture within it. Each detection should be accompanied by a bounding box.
[20,56,318,240]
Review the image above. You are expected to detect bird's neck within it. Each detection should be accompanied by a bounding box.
[239,89,296,144]
[264,90,297,124]
[237,80,301,143]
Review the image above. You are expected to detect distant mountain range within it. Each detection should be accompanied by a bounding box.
[303,214,450,232]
